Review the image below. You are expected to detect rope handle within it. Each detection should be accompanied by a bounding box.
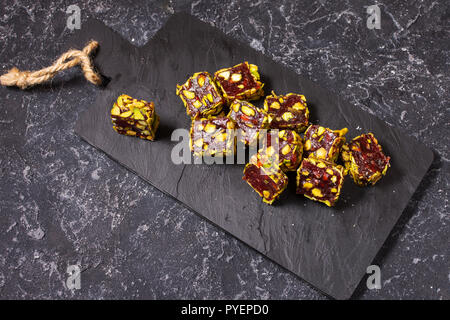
[0,40,102,89]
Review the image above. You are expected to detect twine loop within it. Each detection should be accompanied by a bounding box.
[0,40,101,89]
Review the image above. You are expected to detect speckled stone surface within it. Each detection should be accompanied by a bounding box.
[0,0,448,299]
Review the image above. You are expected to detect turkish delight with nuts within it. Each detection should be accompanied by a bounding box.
[296,157,345,207]
[303,124,348,162]
[214,62,264,103]
[176,71,224,119]
[189,116,236,157]
[243,160,288,205]
[227,100,271,145]
[264,92,310,132]
[260,129,303,172]
[341,133,390,186]
[110,94,159,140]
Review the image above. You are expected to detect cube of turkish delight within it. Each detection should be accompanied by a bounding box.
[243,162,288,205]
[296,157,345,207]
[341,133,390,186]
[227,100,271,145]
[303,124,348,162]
[214,62,264,103]
[176,71,224,119]
[259,129,303,172]
[189,116,235,157]
[110,94,159,140]
[264,92,309,132]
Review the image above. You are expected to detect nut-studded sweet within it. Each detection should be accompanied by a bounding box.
[341,133,390,186]
[263,91,309,132]
[214,62,264,103]
[111,94,159,140]
[296,157,344,207]
[176,71,224,119]
[189,116,236,157]
[259,130,303,172]
[243,161,288,205]
[303,124,348,162]
[227,100,271,145]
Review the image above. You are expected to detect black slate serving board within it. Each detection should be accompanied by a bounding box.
[71,13,433,299]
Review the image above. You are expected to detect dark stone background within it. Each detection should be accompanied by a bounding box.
[0,0,448,299]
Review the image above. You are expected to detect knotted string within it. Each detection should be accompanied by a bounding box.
[0,40,101,89]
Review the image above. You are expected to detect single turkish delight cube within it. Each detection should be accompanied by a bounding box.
[296,157,345,207]
[264,92,309,132]
[176,71,224,119]
[110,94,159,140]
[260,129,303,172]
[189,116,235,157]
[243,161,288,205]
[227,100,271,145]
[214,61,264,103]
[303,124,348,162]
[341,133,390,186]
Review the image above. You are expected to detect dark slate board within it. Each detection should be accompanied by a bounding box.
[71,13,433,299]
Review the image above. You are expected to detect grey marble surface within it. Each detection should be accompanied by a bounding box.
[0,0,448,299]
